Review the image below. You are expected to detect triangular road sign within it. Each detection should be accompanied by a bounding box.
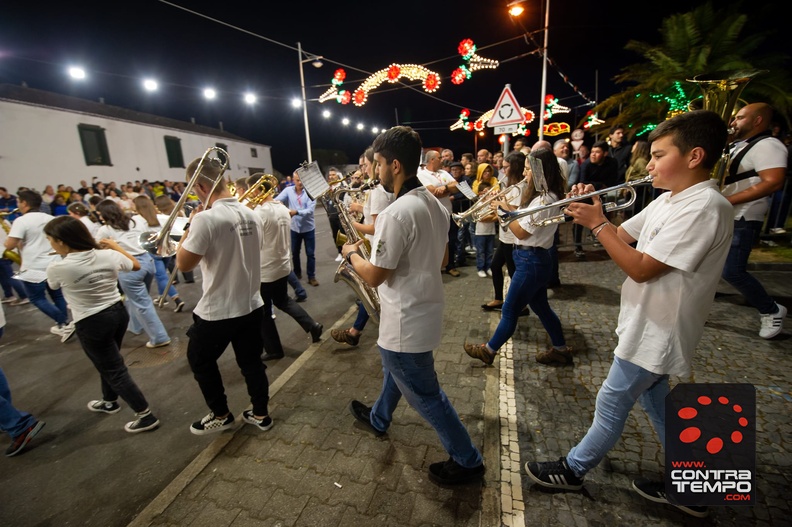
[488,85,524,127]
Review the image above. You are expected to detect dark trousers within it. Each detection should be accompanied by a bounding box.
[186,307,270,417]
[446,220,459,271]
[0,258,27,299]
[328,215,342,254]
[259,281,285,357]
[76,302,149,413]
[490,242,515,302]
[270,275,316,333]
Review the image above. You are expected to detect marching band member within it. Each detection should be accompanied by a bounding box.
[44,216,160,433]
[464,148,571,366]
[176,158,273,435]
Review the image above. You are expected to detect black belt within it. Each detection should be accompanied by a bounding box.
[514,246,548,252]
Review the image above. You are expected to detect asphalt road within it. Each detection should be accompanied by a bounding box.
[0,206,356,527]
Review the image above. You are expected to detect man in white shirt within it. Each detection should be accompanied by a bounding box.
[5,190,73,341]
[342,126,484,486]
[418,150,461,277]
[720,102,787,339]
[177,158,273,436]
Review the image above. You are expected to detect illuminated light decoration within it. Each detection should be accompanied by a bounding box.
[542,94,571,120]
[339,90,351,105]
[319,68,351,104]
[543,122,571,136]
[450,107,535,132]
[451,39,499,86]
[583,111,605,130]
[648,81,691,120]
[347,63,442,107]
[333,69,346,83]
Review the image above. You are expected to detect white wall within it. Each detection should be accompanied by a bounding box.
[0,100,272,192]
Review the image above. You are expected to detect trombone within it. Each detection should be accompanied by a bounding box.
[497,175,654,227]
[238,174,279,209]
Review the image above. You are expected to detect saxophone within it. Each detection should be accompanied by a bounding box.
[1,209,22,265]
[331,181,380,324]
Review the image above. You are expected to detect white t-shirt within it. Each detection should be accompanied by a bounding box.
[515,192,560,249]
[417,169,455,213]
[95,219,148,256]
[475,220,496,236]
[255,201,292,282]
[47,249,133,323]
[362,185,394,243]
[497,181,525,244]
[8,211,57,273]
[722,136,787,221]
[79,216,100,238]
[371,187,448,353]
[181,198,263,320]
[617,180,733,377]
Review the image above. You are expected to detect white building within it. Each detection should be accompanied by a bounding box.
[0,84,273,192]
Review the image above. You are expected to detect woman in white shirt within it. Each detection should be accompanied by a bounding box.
[66,202,100,238]
[44,215,160,433]
[95,200,171,348]
[465,149,571,366]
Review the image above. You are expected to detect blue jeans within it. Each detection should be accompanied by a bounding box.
[0,259,27,299]
[447,220,459,271]
[370,346,483,469]
[353,300,369,332]
[721,219,776,314]
[291,229,316,279]
[0,367,37,439]
[153,256,179,299]
[488,247,565,352]
[566,357,669,477]
[118,253,170,345]
[287,271,307,299]
[474,234,494,272]
[23,280,68,325]
[457,222,472,265]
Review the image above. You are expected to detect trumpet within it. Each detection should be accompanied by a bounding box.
[451,184,521,227]
[498,175,654,227]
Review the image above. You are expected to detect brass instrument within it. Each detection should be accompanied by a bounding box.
[139,147,230,307]
[1,209,22,265]
[498,175,654,227]
[451,184,521,227]
[332,179,380,324]
[686,69,765,188]
[238,174,279,209]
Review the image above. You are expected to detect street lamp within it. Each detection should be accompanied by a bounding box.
[297,42,323,163]
[509,0,550,141]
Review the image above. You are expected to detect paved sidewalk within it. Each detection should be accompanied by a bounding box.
[130,250,791,527]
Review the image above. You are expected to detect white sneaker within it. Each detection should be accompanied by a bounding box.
[335,254,343,262]
[759,303,787,339]
[486,269,493,277]
[477,270,487,278]
[1,297,15,304]
[769,227,787,235]
[50,322,76,343]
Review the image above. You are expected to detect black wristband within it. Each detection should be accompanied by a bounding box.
[346,249,362,265]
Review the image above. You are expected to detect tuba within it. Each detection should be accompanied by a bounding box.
[331,179,380,324]
[686,69,766,188]
[1,209,22,265]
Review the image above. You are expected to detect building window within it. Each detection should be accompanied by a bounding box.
[250,147,258,158]
[77,124,112,166]
[215,143,228,165]
[164,136,185,168]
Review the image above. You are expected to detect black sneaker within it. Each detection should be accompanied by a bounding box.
[525,457,584,490]
[348,400,385,437]
[428,457,485,485]
[242,409,274,431]
[310,323,323,343]
[190,412,236,435]
[173,299,186,313]
[87,399,121,414]
[124,412,160,433]
[5,421,45,457]
[632,478,709,518]
[295,295,307,303]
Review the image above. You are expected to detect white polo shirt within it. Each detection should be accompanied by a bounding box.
[79,216,100,238]
[362,185,394,243]
[8,211,57,274]
[617,180,733,377]
[47,249,133,322]
[497,182,525,244]
[371,187,449,353]
[417,168,455,213]
[515,192,560,249]
[181,198,263,320]
[723,136,787,221]
[255,201,292,283]
[95,220,148,256]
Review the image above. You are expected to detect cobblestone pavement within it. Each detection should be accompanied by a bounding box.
[130,251,791,527]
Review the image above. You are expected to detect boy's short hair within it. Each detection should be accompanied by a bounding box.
[648,110,727,170]
[18,189,42,209]
[372,126,422,177]
[186,157,224,189]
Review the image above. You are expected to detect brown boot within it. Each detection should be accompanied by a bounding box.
[535,346,574,365]
[331,328,360,346]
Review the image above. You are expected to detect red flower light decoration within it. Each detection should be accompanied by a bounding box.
[451,68,467,85]
[460,108,470,118]
[545,94,555,105]
[340,91,351,105]
[387,64,401,81]
[334,69,346,82]
[474,120,485,131]
[458,38,475,56]
[353,89,367,106]
[424,73,439,92]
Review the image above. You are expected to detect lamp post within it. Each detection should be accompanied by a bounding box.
[297,42,323,163]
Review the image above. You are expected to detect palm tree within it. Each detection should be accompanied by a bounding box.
[585,1,792,137]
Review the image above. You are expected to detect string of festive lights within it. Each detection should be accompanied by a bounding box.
[450,39,499,85]
[450,106,536,134]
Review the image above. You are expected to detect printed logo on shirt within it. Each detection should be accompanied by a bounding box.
[665,383,756,507]
[375,240,385,256]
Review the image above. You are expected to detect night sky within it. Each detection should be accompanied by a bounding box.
[1,0,783,173]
